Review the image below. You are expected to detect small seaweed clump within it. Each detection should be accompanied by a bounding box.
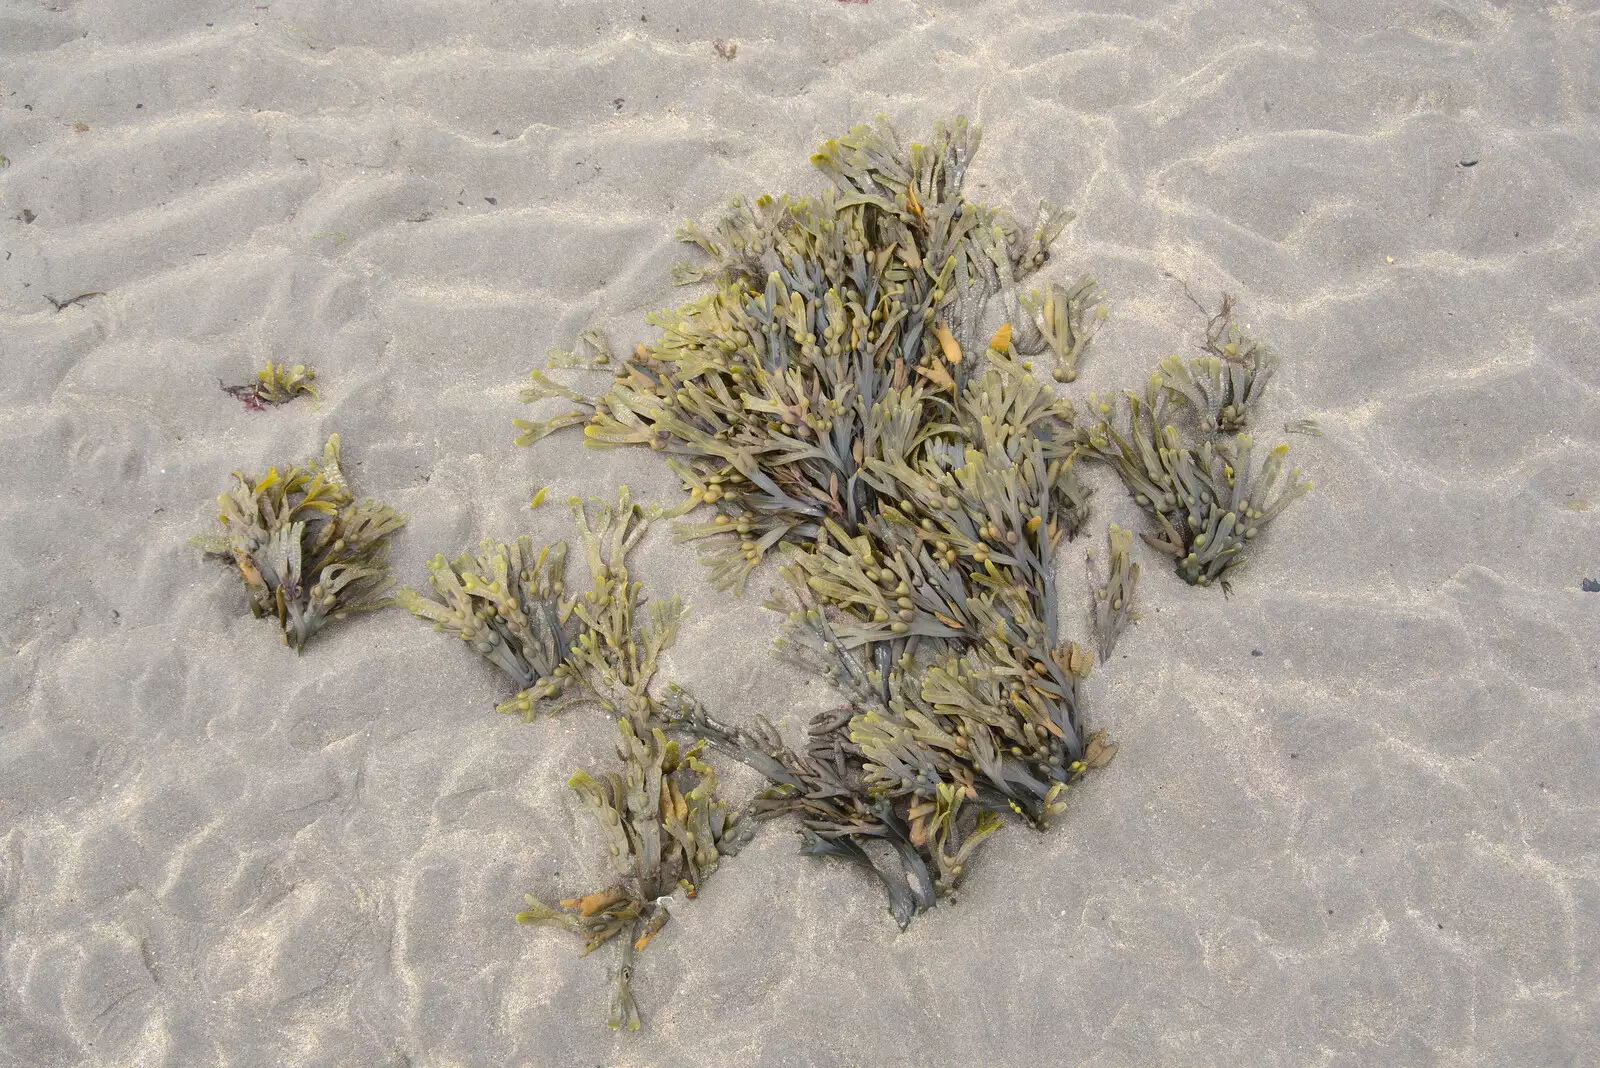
[194,435,405,650]
[519,118,1135,929]
[222,360,319,411]
[1078,298,1311,587]
[402,490,751,1030]
[397,537,573,717]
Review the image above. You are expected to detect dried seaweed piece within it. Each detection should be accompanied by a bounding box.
[222,360,319,411]
[45,291,104,312]
[193,435,405,650]
[395,537,574,715]
[1089,523,1140,658]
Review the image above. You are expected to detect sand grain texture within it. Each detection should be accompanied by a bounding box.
[2,1,1598,1065]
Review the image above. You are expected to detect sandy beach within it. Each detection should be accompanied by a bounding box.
[2,1,1598,1064]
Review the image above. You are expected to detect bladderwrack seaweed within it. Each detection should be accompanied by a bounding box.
[194,434,404,651]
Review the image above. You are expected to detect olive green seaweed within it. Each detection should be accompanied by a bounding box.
[1078,301,1312,587]
[515,115,1313,1024]
[192,434,405,651]
[223,360,319,409]
[395,536,574,716]
[1150,293,1277,434]
[521,117,1131,931]
[1089,523,1140,659]
[402,489,749,1030]
[1019,276,1107,383]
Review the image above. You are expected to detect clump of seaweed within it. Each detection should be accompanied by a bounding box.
[518,117,1133,930]
[1150,293,1277,434]
[193,435,405,650]
[517,719,751,1030]
[222,360,319,411]
[397,536,572,716]
[1077,300,1310,588]
[404,489,749,1030]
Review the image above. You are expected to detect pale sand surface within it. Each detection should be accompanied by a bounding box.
[3,1,1599,1065]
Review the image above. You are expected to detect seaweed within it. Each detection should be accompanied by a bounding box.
[193,435,405,650]
[517,719,750,1030]
[516,116,1311,950]
[1142,291,1276,433]
[1089,523,1140,658]
[399,488,688,722]
[1019,276,1107,383]
[395,536,573,717]
[405,489,746,1029]
[222,360,319,411]
[512,331,613,446]
[518,117,1124,929]
[1078,318,1312,587]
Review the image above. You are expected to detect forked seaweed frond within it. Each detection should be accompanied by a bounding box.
[399,488,686,720]
[193,435,404,650]
[404,488,748,1030]
[1019,276,1107,383]
[517,718,752,1030]
[395,537,574,713]
[1155,292,1278,434]
[1079,363,1312,586]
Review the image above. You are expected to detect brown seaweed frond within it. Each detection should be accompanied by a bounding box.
[513,332,613,445]
[395,489,751,1029]
[192,435,404,651]
[482,490,750,1031]
[1153,292,1279,434]
[1089,523,1140,659]
[395,537,574,713]
[222,360,319,411]
[400,487,684,723]
[1019,276,1107,382]
[555,487,688,724]
[518,717,751,1030]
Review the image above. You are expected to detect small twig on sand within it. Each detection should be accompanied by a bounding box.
[45,291,104,312]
